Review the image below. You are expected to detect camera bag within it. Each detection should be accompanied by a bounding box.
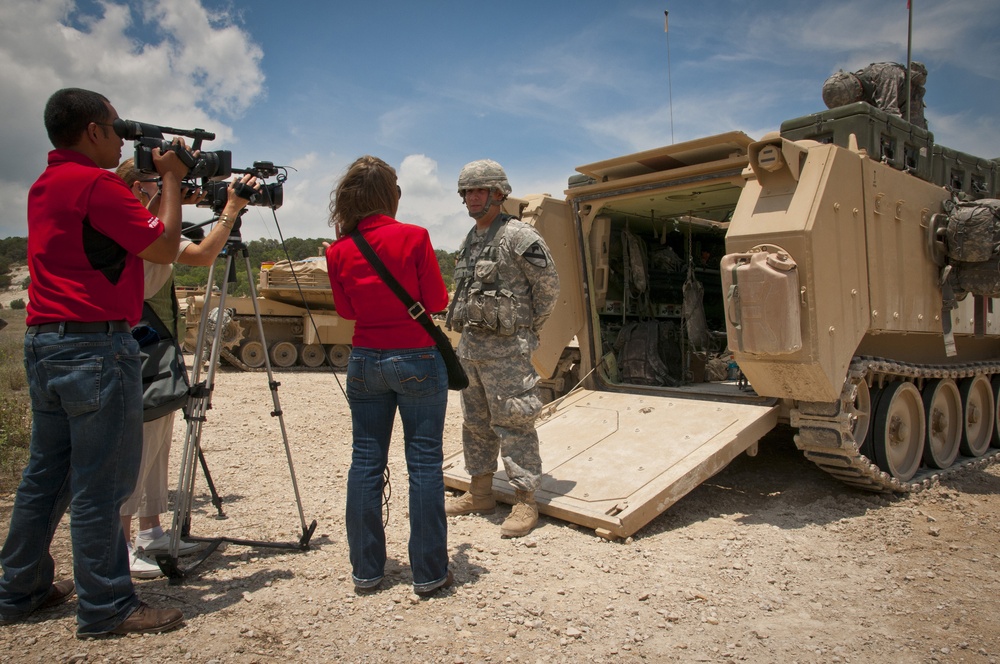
[134,286,191,421]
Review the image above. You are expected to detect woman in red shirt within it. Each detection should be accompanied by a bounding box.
[326,156,452,596]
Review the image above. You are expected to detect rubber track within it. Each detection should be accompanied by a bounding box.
[794,356,1000,493]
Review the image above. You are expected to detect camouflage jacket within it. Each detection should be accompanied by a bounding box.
[448,214,560,359]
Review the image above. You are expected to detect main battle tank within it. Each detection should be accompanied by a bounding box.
[443,101,1000,539]
[183,257,356,370]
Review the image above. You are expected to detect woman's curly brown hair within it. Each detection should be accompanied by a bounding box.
[328,155,399,236]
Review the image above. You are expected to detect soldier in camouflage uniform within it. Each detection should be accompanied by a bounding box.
[445,159,560,537]
[822,61,927,129]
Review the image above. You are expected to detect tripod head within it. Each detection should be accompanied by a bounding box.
[216,211,251,283]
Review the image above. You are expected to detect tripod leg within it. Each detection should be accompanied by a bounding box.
[241,252,316,547]
[198,448,226,518]
[166,250,235,572]
[161,239,319,584]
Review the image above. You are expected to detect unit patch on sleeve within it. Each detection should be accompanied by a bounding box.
[522,242,549,268]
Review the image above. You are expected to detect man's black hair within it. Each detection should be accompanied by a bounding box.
[43,88,111,149]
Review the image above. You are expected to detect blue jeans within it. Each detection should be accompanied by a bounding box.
[0,329,142,634]
[345,346,449,591]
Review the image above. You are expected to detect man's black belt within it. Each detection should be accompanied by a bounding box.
[27,321,131,334]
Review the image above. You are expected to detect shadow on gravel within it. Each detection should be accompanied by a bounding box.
[631,424,900,539]
[937,460,1000,495]
[448,542,489,590]
[135,564,297,620]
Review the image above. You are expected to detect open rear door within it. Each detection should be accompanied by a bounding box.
[520,194,585,379]
[443,389,778,539]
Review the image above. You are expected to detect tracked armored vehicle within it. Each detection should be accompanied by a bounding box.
[183,257,356,370]
[443,101,1000,539]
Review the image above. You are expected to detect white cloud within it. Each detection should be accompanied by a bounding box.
[397,154,469,251]
[398,154,444,197]
[0,0,264,238]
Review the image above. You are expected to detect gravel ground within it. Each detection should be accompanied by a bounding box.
[2,369,1000,663]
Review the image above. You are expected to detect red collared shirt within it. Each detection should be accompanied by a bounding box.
[326,214,448,349]
[26,149,163,326]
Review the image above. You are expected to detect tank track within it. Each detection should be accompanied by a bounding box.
[792,356,1000,493]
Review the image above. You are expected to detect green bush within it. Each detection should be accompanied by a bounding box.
[9,299,25,310]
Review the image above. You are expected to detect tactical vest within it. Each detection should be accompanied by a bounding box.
[147,275,179,339]
[448,215,534,336]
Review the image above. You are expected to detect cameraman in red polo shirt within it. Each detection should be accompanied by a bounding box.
[0,88,189,637]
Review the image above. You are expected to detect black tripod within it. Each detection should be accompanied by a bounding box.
[157,216,317,584]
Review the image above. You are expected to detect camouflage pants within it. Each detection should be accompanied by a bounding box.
[460,352,543,492]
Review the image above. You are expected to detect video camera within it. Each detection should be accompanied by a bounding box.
[198,161,285,212]
[113,118,232,180]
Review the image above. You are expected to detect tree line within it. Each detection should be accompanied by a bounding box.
[0,236,457,297]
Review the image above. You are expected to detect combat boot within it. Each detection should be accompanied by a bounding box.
[500,489,538,537]
[445,473,496,516]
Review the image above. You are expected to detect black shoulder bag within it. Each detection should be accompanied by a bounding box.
[350,232,469,390]
[132,289,191,421]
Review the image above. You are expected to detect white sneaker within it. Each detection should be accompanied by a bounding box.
[135,532,205,557]
[129,547,163,579]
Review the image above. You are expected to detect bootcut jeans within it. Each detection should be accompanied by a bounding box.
[345,346,449,592]
[0,328,142,634]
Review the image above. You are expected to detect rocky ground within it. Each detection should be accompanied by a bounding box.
[2,367,1000,663]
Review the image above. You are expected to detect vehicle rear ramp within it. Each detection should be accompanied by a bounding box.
[442,388,779,540]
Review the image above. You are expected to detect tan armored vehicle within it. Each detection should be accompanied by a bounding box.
[443,101,1000,539]
[183,257,356,370]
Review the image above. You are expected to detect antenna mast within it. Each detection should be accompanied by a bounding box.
[664,10,674,144]
[905,0,913,123]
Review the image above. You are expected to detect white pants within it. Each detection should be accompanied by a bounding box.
[120,412,176,518]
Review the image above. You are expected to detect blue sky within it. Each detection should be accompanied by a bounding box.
[1,0,998,250]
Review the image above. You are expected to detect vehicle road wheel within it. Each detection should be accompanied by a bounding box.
[959,375,994,457]
[991,375,1000,448]
[300,343,325,368]
[239,340,266,369]
[847,376,873,453]
[328,344,351,369]
[270,341,298,368]
[921,378,961,469]
[871,381,925,482]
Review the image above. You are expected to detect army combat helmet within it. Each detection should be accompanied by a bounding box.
[457,159,512,198]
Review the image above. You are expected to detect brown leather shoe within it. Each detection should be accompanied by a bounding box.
[109,602,183,635]
[39,579,76,610]
[0,579,76,625]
